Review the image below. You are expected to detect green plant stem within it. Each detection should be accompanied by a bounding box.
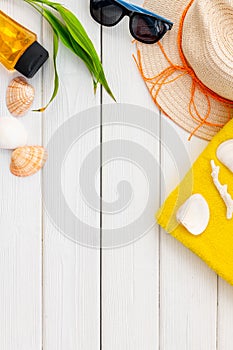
[23,0,115,111]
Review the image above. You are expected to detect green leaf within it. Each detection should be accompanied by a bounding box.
[43,9,97,79]
[23,0,116,106]
[41,8,99,89]
[25,0,58,9]
[34,29,59,111]
[25,1,98,89]
[55,6,100,60]
[51,4,115,100]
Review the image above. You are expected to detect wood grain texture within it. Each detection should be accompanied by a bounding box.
[0,1,43,349]
[160,120,217,350]
[218,280,233,350]
[101,9,160,349]
[42,1,101,349]
[0,0,233,349]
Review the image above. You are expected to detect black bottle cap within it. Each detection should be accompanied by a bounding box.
[15,41,49,78]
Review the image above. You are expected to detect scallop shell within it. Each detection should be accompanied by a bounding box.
[0,117,27,149]
[176,194,210,235]
[217,139,233,173]
[10,146,48,177]
[6,77,35,117]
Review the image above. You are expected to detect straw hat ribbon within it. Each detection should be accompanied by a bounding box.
[134,0,233,140]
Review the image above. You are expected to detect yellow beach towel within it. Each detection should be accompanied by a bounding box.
[157,119,233,286]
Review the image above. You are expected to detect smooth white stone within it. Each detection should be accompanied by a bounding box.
[0,117,28,149]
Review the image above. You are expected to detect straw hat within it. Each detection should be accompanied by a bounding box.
[135,0,233,140]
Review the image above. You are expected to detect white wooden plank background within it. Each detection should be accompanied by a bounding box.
[0,0,233,349]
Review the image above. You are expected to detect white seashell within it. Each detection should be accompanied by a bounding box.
[176,194,210,235]
[210,160,233,219]
[216,139,233,173]
[0,117,28,149]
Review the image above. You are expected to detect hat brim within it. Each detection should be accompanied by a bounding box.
[136,0,232,140]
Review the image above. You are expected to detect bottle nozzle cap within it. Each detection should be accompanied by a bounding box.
[15,41,49,78]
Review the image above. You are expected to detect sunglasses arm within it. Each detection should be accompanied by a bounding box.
[114,0,173,26]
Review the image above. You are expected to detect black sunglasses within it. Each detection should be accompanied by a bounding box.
[90,0,173,44]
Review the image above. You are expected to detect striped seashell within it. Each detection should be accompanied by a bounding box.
[6,77,35,117]
[10,146,48,177]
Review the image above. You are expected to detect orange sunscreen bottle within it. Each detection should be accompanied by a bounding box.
[0,10,48,78]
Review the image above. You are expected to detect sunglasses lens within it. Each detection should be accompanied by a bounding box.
[91,0,124,26]
[131,14,169,43]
